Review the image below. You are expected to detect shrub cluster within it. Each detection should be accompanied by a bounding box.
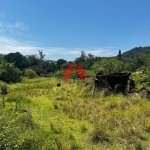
[0,61,22,83]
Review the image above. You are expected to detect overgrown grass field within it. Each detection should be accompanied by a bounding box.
[0,77,150,150]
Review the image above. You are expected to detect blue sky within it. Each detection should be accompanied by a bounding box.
[0,0,150,61]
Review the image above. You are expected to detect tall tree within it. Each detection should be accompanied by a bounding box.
[48,60,57,73]
[39,50,45,60]
[74,51,87,66]
[0,54,4,62]
[26,55,39,66]
[4,52,27,69]
[117,49,122,60]
[56,59,67,70]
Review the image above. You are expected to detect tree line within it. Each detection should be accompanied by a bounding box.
[0,46,149,83]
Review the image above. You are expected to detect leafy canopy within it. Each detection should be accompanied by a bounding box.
[0,61,22,83]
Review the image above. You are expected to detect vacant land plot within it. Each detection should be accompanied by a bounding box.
[0,77,150,150]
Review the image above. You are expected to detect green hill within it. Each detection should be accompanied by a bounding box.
[122,46,150,59]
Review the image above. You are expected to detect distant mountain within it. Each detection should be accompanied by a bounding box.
[122,46,150,59]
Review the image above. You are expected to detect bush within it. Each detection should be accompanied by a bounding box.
[25,69,37,79]
[54,70,64,78]
[0,83,8,107]
[0,61,22,83]
[46,72,54,77]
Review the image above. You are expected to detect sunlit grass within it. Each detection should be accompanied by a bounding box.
[1,77,150,149]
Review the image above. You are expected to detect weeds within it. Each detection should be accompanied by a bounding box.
[89,126,111,144]
[0,83,8,108]
[1,77,150,149]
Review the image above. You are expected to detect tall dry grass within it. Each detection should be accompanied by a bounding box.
[0,77,150,149]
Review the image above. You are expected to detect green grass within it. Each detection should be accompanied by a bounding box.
[0,77,150,149]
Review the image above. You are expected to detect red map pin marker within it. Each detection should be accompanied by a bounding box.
[76,63,87,81]
[63,63,74,81]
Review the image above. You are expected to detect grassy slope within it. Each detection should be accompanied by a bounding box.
[0,77,150,150]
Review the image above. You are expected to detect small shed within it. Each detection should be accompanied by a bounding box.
[23,65,46,75]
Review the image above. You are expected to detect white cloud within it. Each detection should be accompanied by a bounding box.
[7,22,28,30]
[0,36,117,60]
[0,22,28,34]
[0,36,40,55]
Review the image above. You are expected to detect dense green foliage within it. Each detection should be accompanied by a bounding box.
[1,46,149,78]
[3,52,68,73]
[0,83,8,96]
[0,61,22,83]
[122,46,150,59]
[24,69,38,79]
[4,52,28,69]
[74,51,96,69]
[87,57,144,77]
[0,83,8,107]
[1,46,149,83]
